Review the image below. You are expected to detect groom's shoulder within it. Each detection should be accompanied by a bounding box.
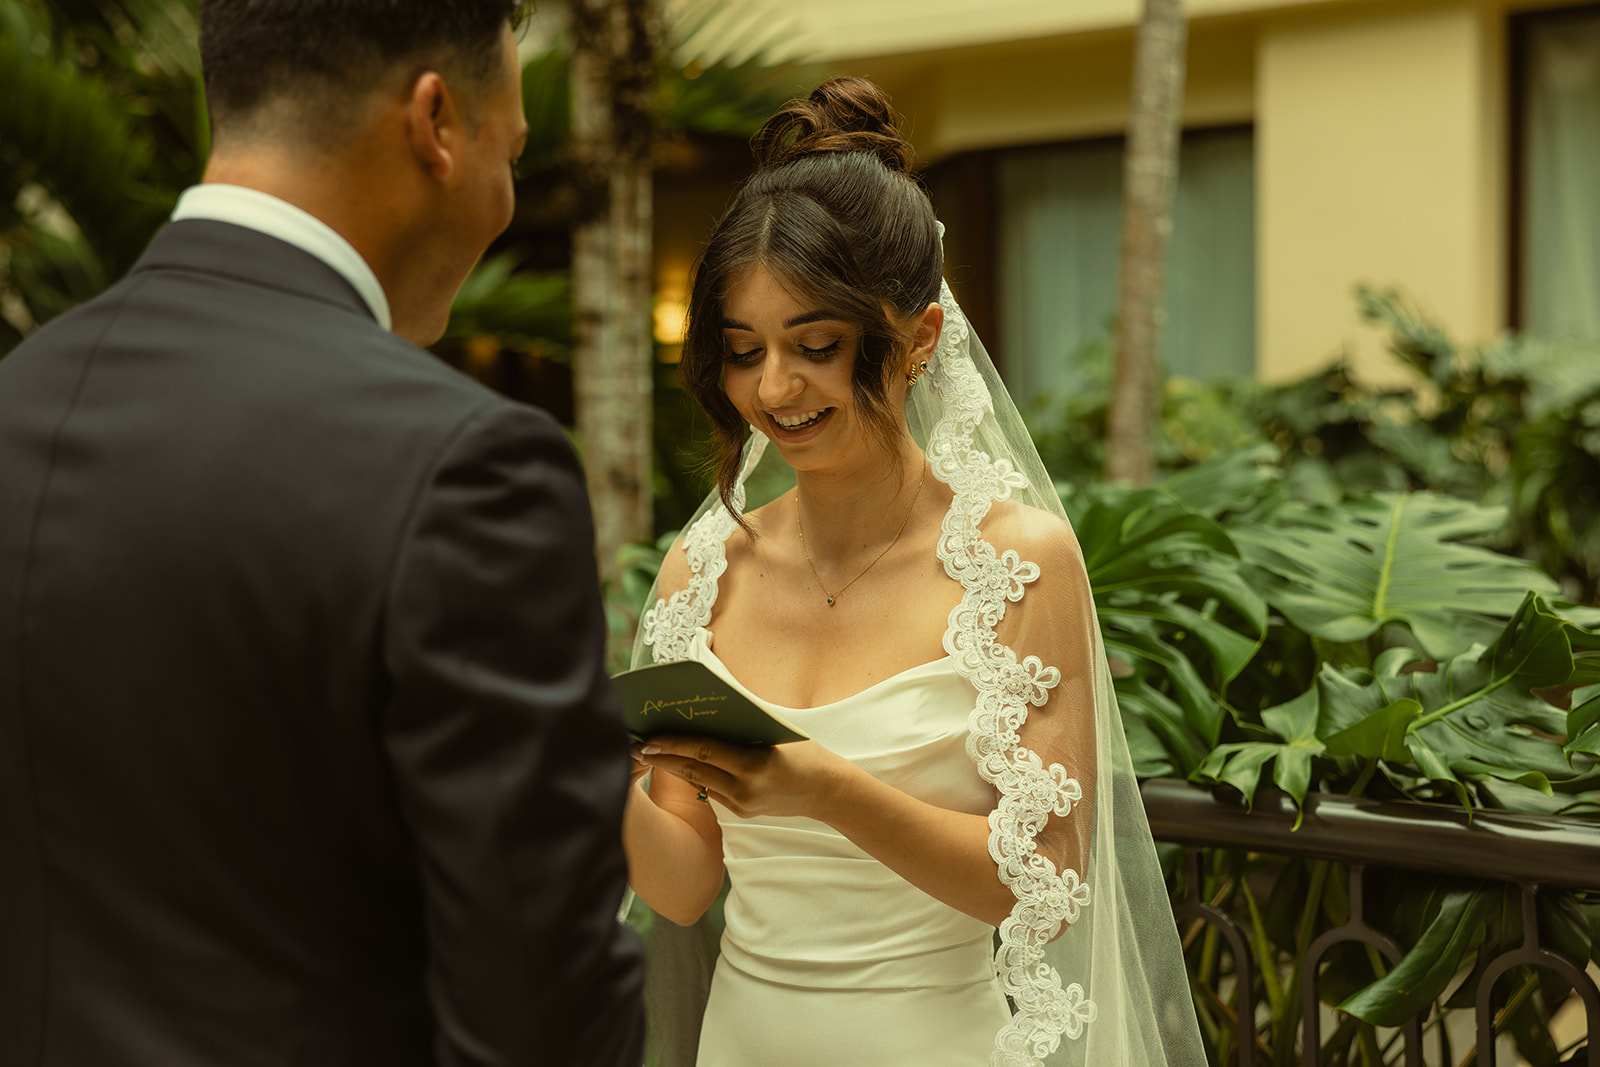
[341,331,574,463]
[345,326,550,427]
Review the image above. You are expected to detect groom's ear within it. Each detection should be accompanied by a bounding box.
[404,71,461,183]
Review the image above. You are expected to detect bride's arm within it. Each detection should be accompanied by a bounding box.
[623,765,724,925]
[621,543,726,926]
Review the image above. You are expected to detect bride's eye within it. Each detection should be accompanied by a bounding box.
[725,346,762,366]
[799,339,843,360]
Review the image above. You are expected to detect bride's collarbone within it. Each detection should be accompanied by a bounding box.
[709,575,954,708]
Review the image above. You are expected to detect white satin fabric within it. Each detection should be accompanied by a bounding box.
[680,630,1010,1064]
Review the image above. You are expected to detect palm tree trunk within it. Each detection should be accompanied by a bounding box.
[570,0,658,581]
[1106,0,1188,487]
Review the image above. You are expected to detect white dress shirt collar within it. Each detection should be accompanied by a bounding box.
[170,184,392,331]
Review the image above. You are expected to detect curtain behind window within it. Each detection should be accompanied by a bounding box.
[1524,13,1600,338]
[995,128,1256,408]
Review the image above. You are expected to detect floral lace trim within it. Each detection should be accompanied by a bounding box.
[639,286,1092,1064]
[640,434,767,662]
[927,282,1094,1065]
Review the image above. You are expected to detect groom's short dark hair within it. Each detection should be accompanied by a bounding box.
[199,0,529,145]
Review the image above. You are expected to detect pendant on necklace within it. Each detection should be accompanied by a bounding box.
[826,595,835,606]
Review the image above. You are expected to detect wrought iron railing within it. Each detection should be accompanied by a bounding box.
[1142,779,1600,1067]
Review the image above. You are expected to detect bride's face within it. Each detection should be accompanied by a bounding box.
[720,266,872,470]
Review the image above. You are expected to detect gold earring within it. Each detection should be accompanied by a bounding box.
[906,360,928,387]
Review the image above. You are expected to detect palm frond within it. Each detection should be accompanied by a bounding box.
[5,221,109,326]
[658,0,817,137]
[0,33,173,271]
[443,253,573,355]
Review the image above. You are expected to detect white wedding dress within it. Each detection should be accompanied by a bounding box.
[674,625,1011,1066]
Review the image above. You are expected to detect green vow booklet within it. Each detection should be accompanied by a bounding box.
[612,660,808,745]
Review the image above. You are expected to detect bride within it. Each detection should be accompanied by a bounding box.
[623,77,1203,1066]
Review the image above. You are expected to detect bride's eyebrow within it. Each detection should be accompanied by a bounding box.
[719,311,843,330]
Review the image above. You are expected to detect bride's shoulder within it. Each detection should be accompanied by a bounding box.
[723,495,786,565]
[981,499,1084,566]
[655,498,779,600]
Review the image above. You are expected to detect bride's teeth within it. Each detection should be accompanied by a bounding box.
[774,409,825,429]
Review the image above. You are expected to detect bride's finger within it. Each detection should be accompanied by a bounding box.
[639,750,738,799]
[639,736,745,769]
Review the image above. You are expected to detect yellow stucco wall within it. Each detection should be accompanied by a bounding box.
[1256,0,1499,382]
[673,0,1596,383]
[832,16,1257,161]
[731,0,1344,62]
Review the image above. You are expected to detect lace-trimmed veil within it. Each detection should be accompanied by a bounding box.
[630,231,1203,1066]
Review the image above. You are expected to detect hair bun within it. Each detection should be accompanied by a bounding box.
[751,76,913,175]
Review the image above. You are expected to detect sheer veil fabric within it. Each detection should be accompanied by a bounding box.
[630,240,1204,1066]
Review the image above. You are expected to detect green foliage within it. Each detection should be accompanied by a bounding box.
[513,5,810,174]
[657,0,817,137]
[1338,888,1488,1026]
[1233,492,1559,659]
[0,0,201,350]
[1026,287,1600,605]
[603,529,676,674]
[440,253,573,358]
[1062,467,1267,775]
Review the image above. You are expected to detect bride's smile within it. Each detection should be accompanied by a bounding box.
[770,407,829,429]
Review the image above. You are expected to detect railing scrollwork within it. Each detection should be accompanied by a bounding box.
[1143,779,1600,1066]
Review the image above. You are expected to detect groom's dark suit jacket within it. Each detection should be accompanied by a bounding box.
[0,220,644,1066]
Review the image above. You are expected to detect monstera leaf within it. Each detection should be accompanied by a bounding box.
[1156,442,1282,521]
[1112,677,1199,778]
[1072,482,1267,761]
[1316,594,1592,799]
[1196,595,1599,813]
[1341,878,1596,1034]
[1567,685,1600,757]
[1338,888,1490,1026]
[1233,492,1560,659]
[1194,687,1324,814]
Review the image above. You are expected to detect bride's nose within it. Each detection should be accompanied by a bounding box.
[756,352,802,408]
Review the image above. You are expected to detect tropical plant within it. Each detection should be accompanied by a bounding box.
[1175,451,1599,1064]
[0,0,202,353]
[1060,450,1270,776]
[1027,287,1600,605]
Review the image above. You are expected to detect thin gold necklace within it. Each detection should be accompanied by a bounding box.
[796,462,928,607]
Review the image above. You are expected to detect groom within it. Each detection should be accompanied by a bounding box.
[0,2,643,1064]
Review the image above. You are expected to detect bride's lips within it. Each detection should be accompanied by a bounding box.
[764,407,834,442]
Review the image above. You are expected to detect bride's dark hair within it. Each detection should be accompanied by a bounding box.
[680,76,943,518]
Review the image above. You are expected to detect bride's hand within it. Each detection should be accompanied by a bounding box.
[627,743,654,786]
[636,737,853,820]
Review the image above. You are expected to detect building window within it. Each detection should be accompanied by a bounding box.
[933,127,1255,409]
[1516,6,1600,338]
